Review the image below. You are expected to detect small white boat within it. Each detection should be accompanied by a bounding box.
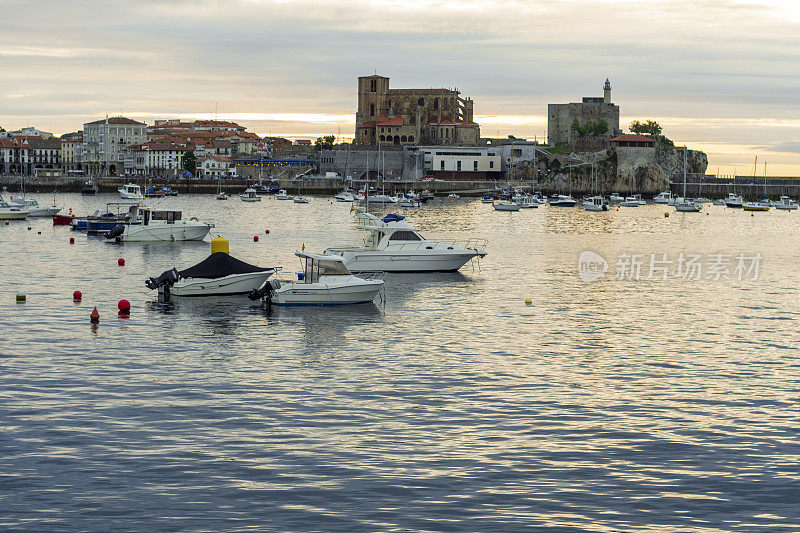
[653,191,674,205]
[119,184,144,200]
[293,196,310,204]
[674,197,702,212]
[583,196,609,211]
[515,196,539,209]
[493,201,521,211]
[106,207,212,242]
[399,198,422,208]
[324,211,487,273]
[0,201,28,220]
[334,191,356,202]
[620,196,642,207]
[549,195,578,207]
[366,193,399,204]
[773,196,798,210]
[447,193,460,199]
[480,195,494,204]
[694,197,711,204]
[724,193,744,208]
[608,193,624,205]
[7,198,60,216]
[712,198,727,206]
[276,189,293,200]
[240,188,261,202]
[146,243,277,298]
[255,252,384,306]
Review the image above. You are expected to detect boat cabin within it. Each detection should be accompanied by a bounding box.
[131,206,183,225]
[122,184,141,195]
[298,253,352,283]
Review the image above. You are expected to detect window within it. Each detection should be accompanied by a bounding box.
[380,127,384,133]
[440,161,445,170]
[418,98,425,106]
[489,161,494,169]
[445,129,449,138]
[473,161,478,171]
[401,135,407,142]
[370,103,375,117]
[379,135,385,142]
[317,259,350,276]
[389,231,422,241]
[408,135,414,143]
[370,79,376,92]
[457,160,461,171]
[434,98,439,110]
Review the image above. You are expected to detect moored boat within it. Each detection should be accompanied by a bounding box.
[107,206,212,242]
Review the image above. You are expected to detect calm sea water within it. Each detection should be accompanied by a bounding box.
[2,193,799,532]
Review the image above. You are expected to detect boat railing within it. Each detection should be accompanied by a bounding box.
[356,271,386,282]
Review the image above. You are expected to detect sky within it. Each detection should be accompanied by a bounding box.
[1,0,799,175]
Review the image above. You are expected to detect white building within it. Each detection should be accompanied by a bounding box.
[415,146,501,176]
[197,156,236,178]
[82,117,147,176]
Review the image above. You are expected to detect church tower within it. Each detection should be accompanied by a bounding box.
[603,78,612,104]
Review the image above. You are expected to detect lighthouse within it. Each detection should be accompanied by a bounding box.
[603,78,612,104]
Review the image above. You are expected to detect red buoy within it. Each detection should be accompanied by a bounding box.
[265,229,270,234]
[90,307,100,323]
[253,235,259,242]
[73,290,82,300]
[4,221,8,226]
[118,299,131,313]
[69,237,75,244]
[118,258,125,266]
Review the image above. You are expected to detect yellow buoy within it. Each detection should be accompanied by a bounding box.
[211,236,229,254]
[664,212,669,218]
[525,298,532,306]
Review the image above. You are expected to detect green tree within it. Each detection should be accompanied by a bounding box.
[314,135,336,151]
[629,120,662,136]
[182,150,197,174]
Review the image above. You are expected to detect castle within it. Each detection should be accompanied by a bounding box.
[355,75,481,146]
[547,79,621,151]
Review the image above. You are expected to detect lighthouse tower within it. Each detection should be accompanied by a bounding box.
[603,78,612,104]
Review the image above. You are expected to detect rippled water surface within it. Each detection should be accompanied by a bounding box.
[2,193,800,531]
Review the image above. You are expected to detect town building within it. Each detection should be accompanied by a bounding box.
[123,139,190,177]
[0,127,55,139]
[355,74,480,147]
[82,117,147,176]
[197,156,236,178]
[0,137,61,176]
[547,79,621,151]
[60,132,83,174]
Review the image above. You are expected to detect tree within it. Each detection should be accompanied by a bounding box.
[572,118,609,137]
[182,150,197,175]
[629,119,662,136]
[314,135,335,151]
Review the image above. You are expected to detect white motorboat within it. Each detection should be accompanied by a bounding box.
[620,195,642,207]
[276,189,293,200]
[712,198,727,206]
[515,196,539,209]
[7,198,61,216]
[293,196,310,204]
[366,193,399,204]
[0,201,28,220]
[447,193,460,199]
[146,239,277,298]
[240,188,261,202]
[608,193,625,205]
[493,201,521,211]
[324,212,487,273]
[549,195,578,207]
[480,195,494,204]
[694,197,711,204]
[119,183,144,200]
[253,252,384,306]
[106,207,212,242]
[774,196,798,210]
[674,197,702,212]
[583,196,609,211]
[653,191,674,205]
[724,193,744,208]
[399,198,422,208]
[334,191,356,202]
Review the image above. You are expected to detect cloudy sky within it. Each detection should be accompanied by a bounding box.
[1,0,799,175]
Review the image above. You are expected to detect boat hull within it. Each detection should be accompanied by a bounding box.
[118,223,212,242]
[171,271,274,296]
[273,281,382,306]
[0,210,28,220]
[336,250,482,273]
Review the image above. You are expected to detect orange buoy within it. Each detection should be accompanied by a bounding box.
[90,307,100,323]
[118,258,125,266]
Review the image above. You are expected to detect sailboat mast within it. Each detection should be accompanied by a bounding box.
[683,146,687,198]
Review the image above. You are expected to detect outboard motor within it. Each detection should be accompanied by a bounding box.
[248,278,281,304]
[106,224,126,240]
[145,268,180,302]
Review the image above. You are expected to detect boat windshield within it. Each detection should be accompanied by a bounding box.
[305,258,350,281]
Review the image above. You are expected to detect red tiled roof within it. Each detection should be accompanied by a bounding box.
[376,115,404,126]
[85,117,146,126]
[611,134,655,143]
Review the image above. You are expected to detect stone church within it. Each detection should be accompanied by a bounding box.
[355,75,481,146]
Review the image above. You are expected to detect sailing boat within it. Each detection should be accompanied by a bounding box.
[216,178,229,200]
[675,147,702,212]
[743,155,770,211]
